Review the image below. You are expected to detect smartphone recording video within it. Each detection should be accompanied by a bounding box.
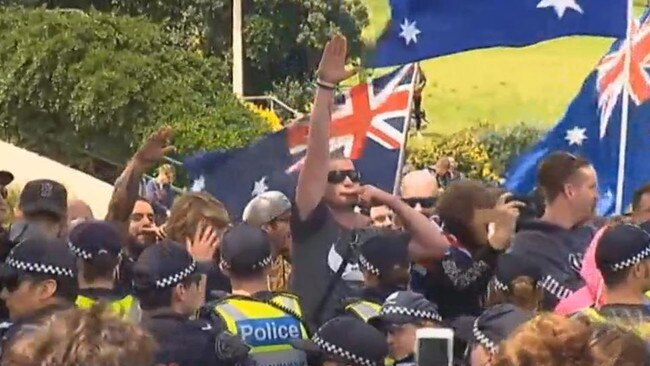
[416,328,454,366]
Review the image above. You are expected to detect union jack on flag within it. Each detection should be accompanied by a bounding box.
[286,64,416,172]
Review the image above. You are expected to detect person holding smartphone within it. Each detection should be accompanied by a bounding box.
[368,291,442,366]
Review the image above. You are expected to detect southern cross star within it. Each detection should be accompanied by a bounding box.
[565,126,588,146]
[537,0,583,19]
[399,18,421,46]
[252,176,269,197]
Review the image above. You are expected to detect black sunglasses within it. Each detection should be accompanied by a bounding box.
[327,170,361,184]
[402,197,437,209]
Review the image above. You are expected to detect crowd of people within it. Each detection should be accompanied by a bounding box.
[0,34,648,366]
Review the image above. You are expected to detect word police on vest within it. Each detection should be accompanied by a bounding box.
[238,317,302,347]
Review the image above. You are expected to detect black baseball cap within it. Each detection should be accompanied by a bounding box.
[0,171,14,186]
[19,179,67,219]
[452,304,533,354]
[358,231,410,277]
[596,222,650,273]
[0,237,77,280]
[68,220,123,260]
[291,316,388,366]
[133,240,204,291]
[220,224,272,275]
[368,291,441,328]
[493,253,543,292]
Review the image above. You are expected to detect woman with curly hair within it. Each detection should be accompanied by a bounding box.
[2,304,156,366]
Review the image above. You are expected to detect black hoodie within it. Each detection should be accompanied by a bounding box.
[509,219,602,310]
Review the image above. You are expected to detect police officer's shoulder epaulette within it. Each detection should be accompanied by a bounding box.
[268,291,300,301]
[208,290,231,302]
[340,296,364,308]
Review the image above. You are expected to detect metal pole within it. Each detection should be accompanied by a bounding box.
[392,64,419,195]
[614,0,633,214]
[232,0,244,97]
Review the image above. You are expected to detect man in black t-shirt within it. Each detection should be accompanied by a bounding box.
[291,35,450,328]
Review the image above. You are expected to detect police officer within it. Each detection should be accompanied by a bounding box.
[201,223,310,366]
[133,239,222,366]
[0,237,78,358]
[368,291,442,366]
[68,220,141,321]
[453,304,533,366]
[290,315,388,366]
[580,223,650,338]
[342,231,411,322]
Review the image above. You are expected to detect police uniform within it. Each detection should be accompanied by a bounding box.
[579,224,650,339]
[134,240,227,366]
[203,224,310,366]
[0,237,77,358]
[68,220,141,322]
[453,304,533,364]
[342,232,410,323]
[291,316,388,366]
[367,291,442,366]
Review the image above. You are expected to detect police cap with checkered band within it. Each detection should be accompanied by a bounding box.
[596,222,650,274]
[68,220,123,261]
[220,223,273,275]
[0,237,77,280]
[132,239,204,291]
[358,230,410,278]
[368,290,442,328]
[290,316,388,366]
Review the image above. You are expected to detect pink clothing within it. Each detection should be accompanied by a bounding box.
[554,226,607,315]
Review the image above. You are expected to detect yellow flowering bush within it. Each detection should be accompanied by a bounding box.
[245,103,283,132]
[408,123,542,184]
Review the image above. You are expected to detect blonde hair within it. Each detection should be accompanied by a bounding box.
[158,164,175,176]
[2,304,155,366]
[165,192,231,242]
[494,313,593,366]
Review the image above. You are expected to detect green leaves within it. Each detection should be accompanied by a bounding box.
[0,7,265,172]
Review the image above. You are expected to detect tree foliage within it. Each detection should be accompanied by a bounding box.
[5,0,369,98]
[0,7,267,176]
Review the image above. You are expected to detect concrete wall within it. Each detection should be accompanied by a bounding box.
[0,140,113,219]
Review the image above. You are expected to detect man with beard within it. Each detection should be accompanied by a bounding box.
[291,35,450,328]
[510,151,602,310]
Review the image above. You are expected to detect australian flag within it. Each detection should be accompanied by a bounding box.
[368,0,628,67]
[506,12,650,215]
[185,65,416,217]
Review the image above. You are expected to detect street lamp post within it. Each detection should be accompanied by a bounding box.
[232,0,244,97]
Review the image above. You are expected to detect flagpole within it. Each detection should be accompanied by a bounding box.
[615,0,634,214]
[392,64,419,195]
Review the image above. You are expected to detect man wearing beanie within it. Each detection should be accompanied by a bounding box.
[580,222,650,339]
[69,220,140,321]
[200,223,310,366]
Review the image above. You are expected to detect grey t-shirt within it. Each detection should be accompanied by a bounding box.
[289,202,376,328]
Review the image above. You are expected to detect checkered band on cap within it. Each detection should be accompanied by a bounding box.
[493,277,509,292]
[6,258,74,278]
[253,255,273,269]
[313,335,377,366]
[473,318,497,354]
[67,241,92,260]
[155,260,197,288]
[358,254,380,276]
[381,305,442,322]
[611,245,650,272]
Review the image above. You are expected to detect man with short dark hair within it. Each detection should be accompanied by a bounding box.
[510,151,602,310]
[632,183,650,224]
[579,223,650,339]
[134,240,218,366]
[0,237,78,358]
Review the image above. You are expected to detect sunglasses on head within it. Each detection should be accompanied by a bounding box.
[327,170,361,184]
[402,197,437,209]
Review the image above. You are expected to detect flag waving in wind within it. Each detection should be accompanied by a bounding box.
[185,65,416,217]
[506,11,650,215]
[368,0,628,67]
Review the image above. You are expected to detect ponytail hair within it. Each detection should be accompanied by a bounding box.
[487,276,543,312]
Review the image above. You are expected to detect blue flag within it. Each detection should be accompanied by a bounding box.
[185,65,416,218]
[506,13,650,215]
[368,0,628,67]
